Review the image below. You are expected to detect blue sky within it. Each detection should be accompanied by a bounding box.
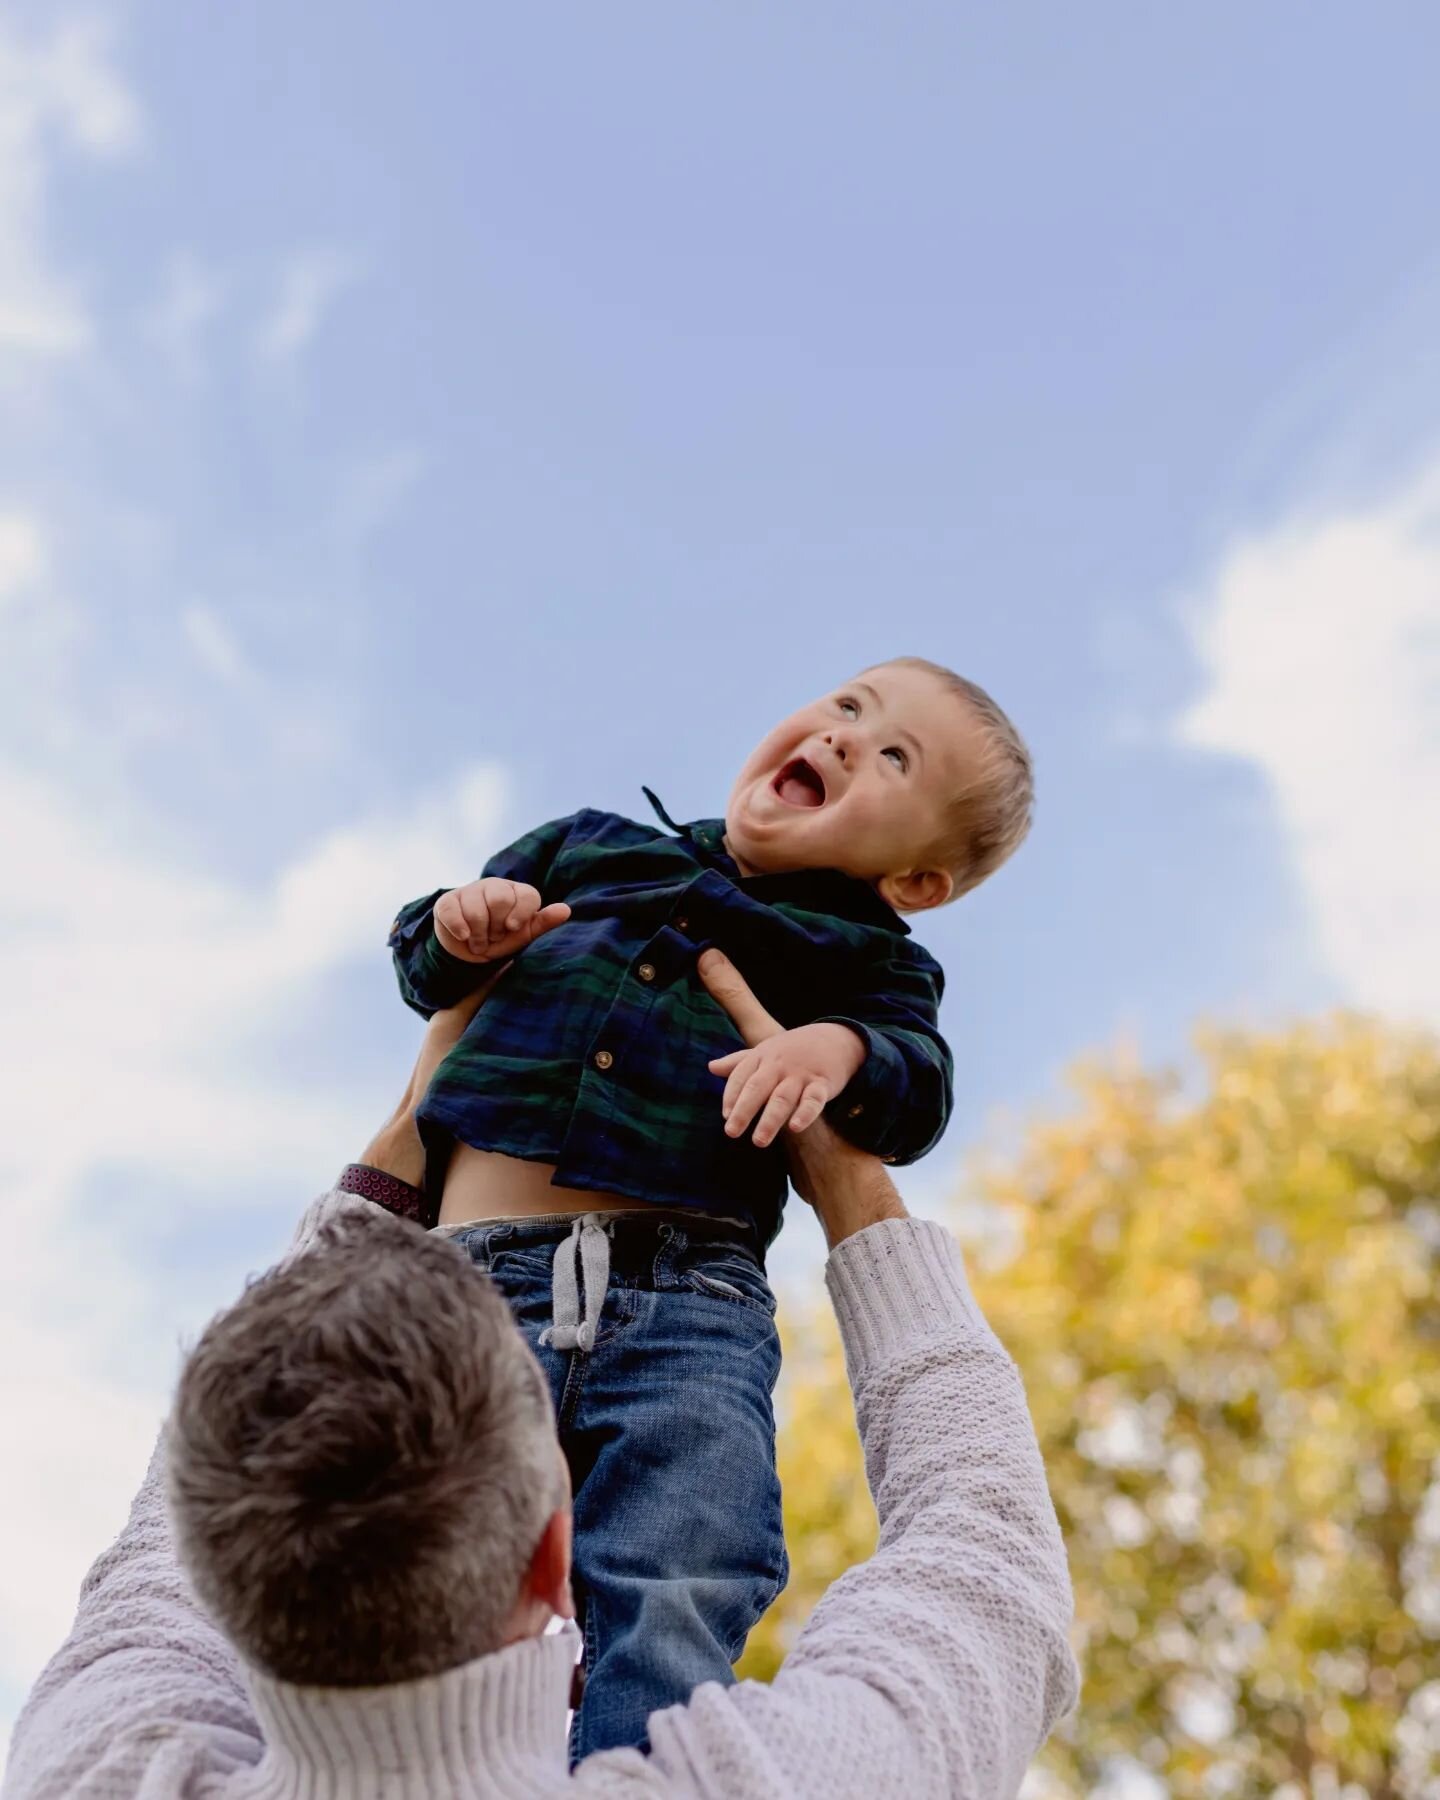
[3,1,1439,1753]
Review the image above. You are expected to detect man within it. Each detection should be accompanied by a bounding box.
[4,950,1078,1798]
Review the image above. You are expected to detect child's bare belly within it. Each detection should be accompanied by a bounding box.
[438,1141,643,1227]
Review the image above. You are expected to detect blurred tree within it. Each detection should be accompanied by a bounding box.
[738,1018,1440,1799]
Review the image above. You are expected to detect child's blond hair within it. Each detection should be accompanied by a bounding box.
[880,656,1034,900]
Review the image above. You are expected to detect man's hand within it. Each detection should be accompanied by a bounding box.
[434,879,570,964]
[708,1021,866,1149]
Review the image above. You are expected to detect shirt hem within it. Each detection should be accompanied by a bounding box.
[418,1102,785,1243]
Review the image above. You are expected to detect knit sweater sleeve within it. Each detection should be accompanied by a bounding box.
[2,1189,372,1800]
[1,1438,264,1800]
[578,1217,1080,1800]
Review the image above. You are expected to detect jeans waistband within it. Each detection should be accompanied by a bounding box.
[441,1209,762,1357]
[433,1207,757,1248]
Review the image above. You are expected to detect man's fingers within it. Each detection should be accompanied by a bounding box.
[787,1080,830,1135]
[752,1078,803,1149]
[698,949,783,1048]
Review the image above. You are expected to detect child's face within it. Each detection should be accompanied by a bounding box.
[725,661,979,912]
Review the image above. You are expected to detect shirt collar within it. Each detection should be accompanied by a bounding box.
[243,1623,580,1799]
[641,788,910,936]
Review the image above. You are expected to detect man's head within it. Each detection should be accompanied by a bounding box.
[167,1207,571,1687]
[725,656,1033,911]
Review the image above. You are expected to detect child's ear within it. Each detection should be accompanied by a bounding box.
[877,868,953,914]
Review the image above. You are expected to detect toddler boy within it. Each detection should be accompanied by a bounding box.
[376,655,1032,1757]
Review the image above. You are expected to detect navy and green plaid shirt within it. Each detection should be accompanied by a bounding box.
[390,790,953,1246]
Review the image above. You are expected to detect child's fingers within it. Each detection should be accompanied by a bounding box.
[787,1081,830,1135]
[526,902,571,942]
[457,891,491,953]
[709,1050,746,1077]
[434,895,461,941]
[489,881,522,936]
[721,1054,760,1118]
[724,1066,776,1139]
[501,881,537,933]
[752,1077,804,1149]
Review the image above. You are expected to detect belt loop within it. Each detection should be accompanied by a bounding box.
[654,1218,679,1288]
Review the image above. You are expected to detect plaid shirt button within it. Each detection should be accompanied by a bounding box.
[638,962,657,982]
[594,1049,614,1071]
[847,1102,864,1119]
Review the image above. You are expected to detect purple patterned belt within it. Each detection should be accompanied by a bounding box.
[336,1163,436,1229]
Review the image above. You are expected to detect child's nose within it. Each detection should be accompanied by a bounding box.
[823,728,855,766]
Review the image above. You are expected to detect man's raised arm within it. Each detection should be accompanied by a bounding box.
[578,950,1080,1798]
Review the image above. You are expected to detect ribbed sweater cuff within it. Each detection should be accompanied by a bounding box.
[825,1217,1002,1382]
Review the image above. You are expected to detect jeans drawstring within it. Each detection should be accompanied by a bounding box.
[539,1213,612,1353]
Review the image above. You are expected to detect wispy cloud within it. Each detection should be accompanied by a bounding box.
[0,16,141,364]
[1178,453,1440,1026]
[0,18,440,1743]
[0,480,506,1720]
[144,251,225,376]
[332,443,428,542]
[181,602,257,686]
[256,245,364,363]
[0,722,510,1705]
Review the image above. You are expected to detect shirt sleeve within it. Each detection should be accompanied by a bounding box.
[3,1438,265,1800]
[389,812,579,1020]
[817,938,953,1164]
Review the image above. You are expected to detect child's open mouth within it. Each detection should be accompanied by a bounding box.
[773,758,827,808]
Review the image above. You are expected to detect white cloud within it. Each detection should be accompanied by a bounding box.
[0,745,510,1707]
[1179,455,1440,1025]
[0,17,141,363]
[256,246,364,363]
[23,18,141,157]
[0,20,448,1755]
[1,509,509,1719]
[0,508,47,600]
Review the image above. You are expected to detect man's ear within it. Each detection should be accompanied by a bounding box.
[878,868,953,914]
[525,1508,575,1622]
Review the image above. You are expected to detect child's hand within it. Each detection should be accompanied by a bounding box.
[708,1023,866,1148]
[434,879,571,963]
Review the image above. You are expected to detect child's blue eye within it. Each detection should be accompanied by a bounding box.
[837,698,859,719]
[883,746,908,772]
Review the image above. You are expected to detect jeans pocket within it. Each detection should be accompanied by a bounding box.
[487,1246,554,1279]
[679,1244,777,1316]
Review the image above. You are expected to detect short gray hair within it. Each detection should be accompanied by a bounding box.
[167,1207,563,1686]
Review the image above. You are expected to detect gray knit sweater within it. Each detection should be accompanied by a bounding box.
[4,1209,1079,1799]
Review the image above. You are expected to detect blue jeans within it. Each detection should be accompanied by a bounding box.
[452,1212,787,1758]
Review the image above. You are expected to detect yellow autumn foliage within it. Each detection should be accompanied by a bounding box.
[739,1017,1440,1798]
